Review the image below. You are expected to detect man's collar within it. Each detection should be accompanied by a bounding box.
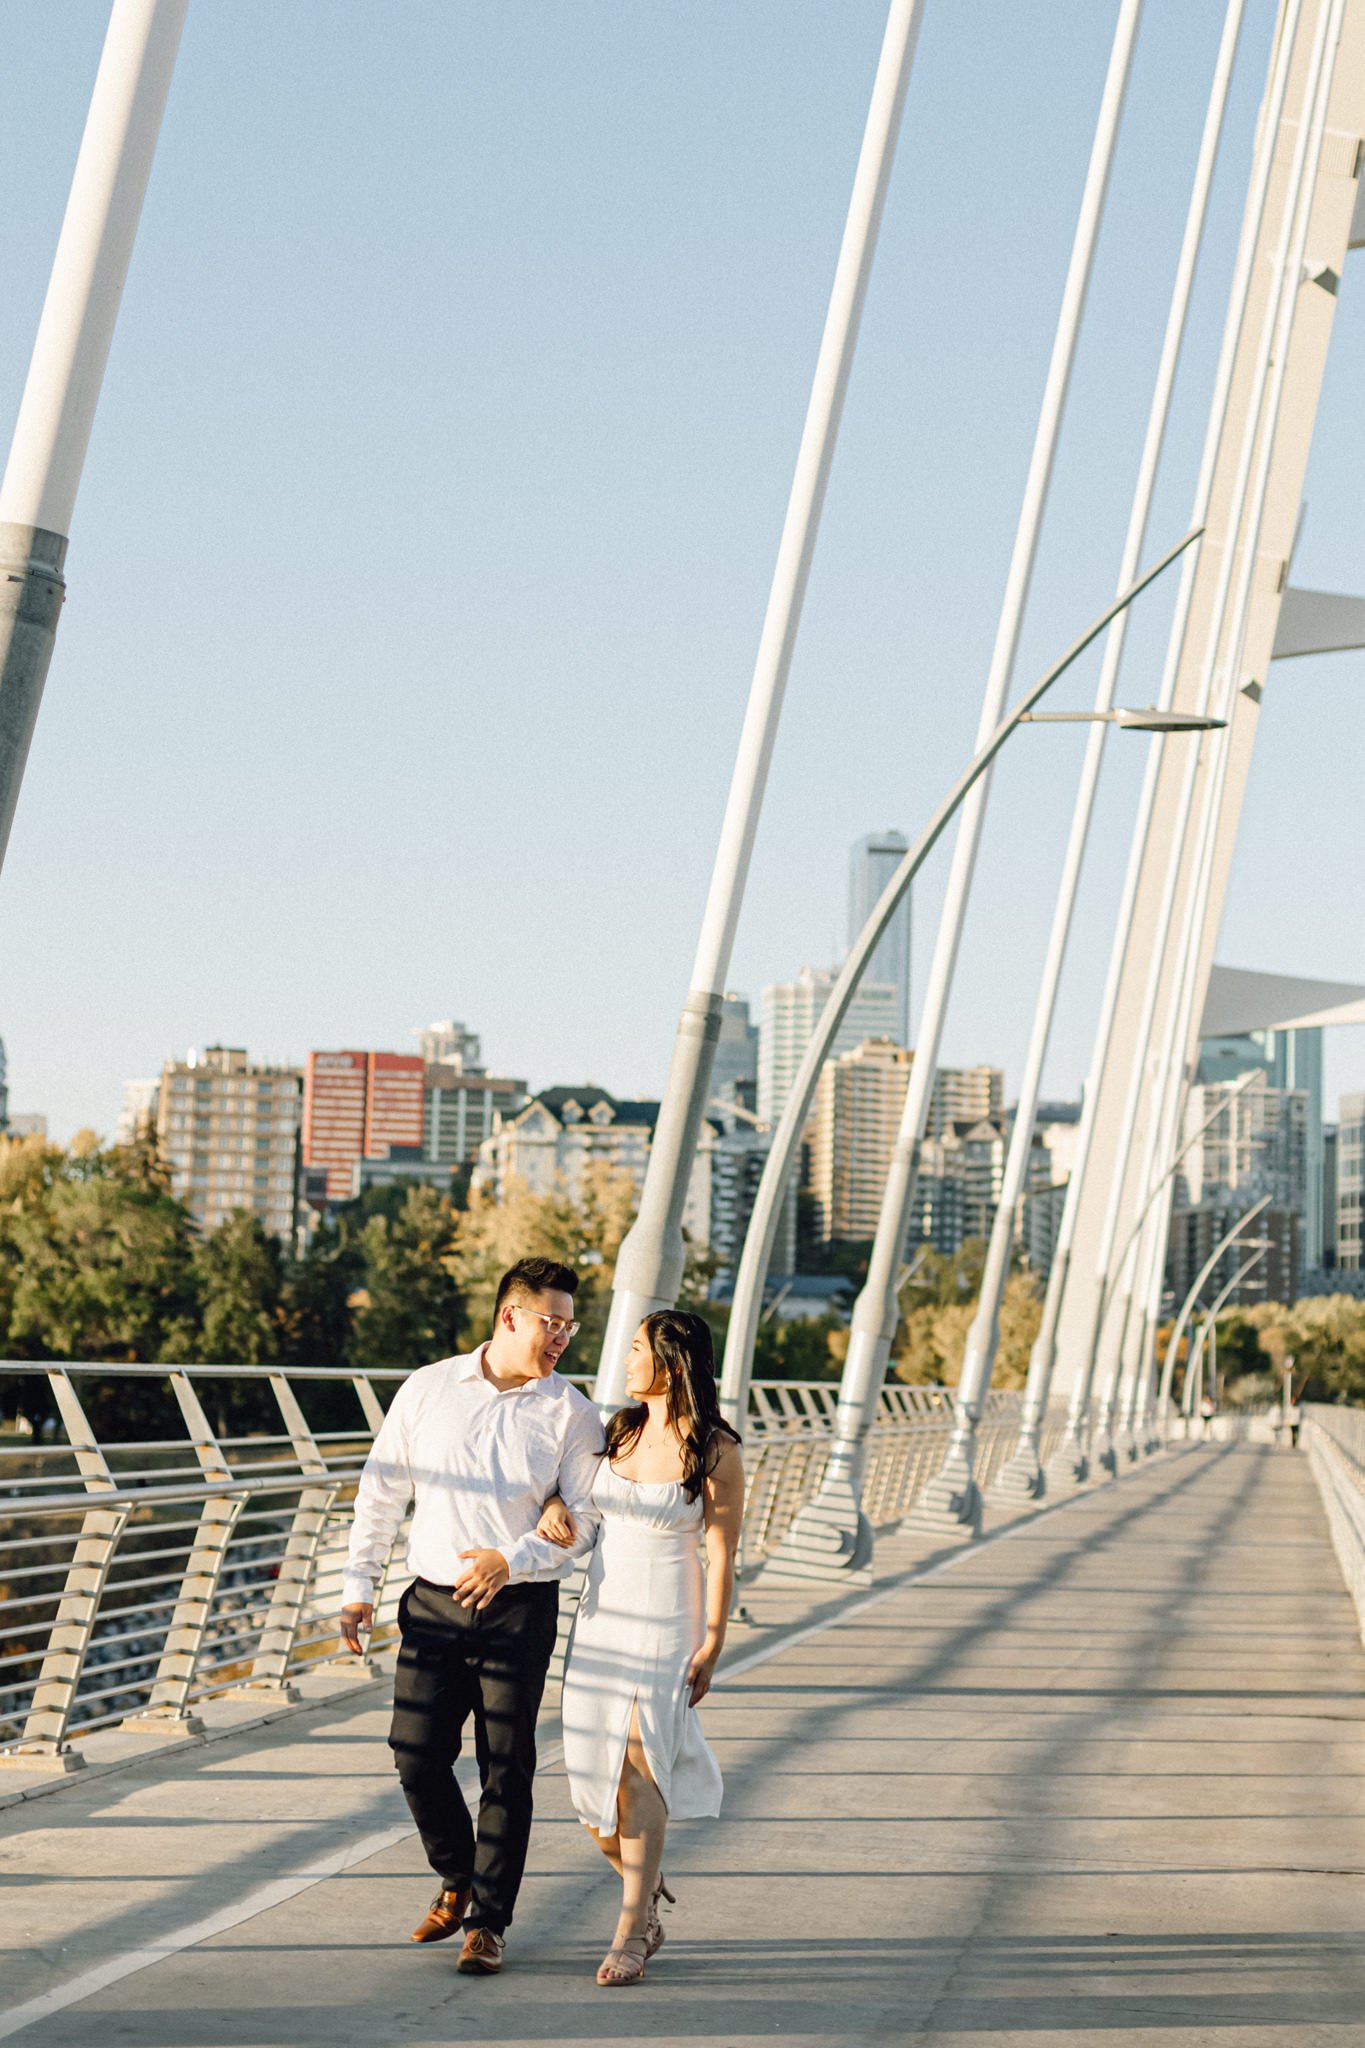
[465,1341,558,1393]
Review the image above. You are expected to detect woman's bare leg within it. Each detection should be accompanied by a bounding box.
[612,1703,667,1949]
[585,1823,623,1878]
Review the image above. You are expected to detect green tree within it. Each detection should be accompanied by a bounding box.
[346,1185,464,1374]
[280,1219,362,1372]
[752,1312,846,1382]
[445,1165,638,1361]
[187,1211,284,1365]
[5,1134,198,1364]
[891,1241,1042,1389]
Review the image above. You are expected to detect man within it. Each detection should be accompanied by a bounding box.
[340,1256,602,1976]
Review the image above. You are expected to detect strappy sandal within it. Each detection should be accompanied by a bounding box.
[644,1874,676,1960]
[596,1934,648,1987]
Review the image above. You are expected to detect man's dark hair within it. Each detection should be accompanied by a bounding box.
[493,1257,579,1319]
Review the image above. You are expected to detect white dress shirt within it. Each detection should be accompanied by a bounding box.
[341,1345,604,1607]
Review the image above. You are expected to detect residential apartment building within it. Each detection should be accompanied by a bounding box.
[907,1135,964,1256]
[757,968,902,1125]
[688,1116,770,1275]
[156,1046,302,1239]
[927,1066,1004,1141]
[809,1037,911,1243]
[424,1065,527,1168]
[303,1050,425,1202]
[475,1086,659,1202]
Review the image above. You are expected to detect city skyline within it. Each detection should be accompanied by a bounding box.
[1,4,1363,1149]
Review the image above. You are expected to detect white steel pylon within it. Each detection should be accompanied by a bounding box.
[1051,0,1365,1412]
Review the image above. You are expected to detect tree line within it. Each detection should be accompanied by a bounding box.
[3,1129,1361,1427]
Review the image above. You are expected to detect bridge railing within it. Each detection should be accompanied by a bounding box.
[0,1360,1055,1769]
[1303,1405,1365,1646]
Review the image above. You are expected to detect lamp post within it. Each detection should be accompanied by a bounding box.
[1154,1194,1272,1427]
[713,541,1214,1574]
[1183,1240,1270,1423]
[592,0,928,1407]
[1089,1064,1266,1471]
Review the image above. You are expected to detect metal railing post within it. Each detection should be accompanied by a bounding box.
[120,1368,241,1736]
[0,1369,118,1772]
[221,1372,337,1703]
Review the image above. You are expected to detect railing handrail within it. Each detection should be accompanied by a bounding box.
[0,1468,367,1518]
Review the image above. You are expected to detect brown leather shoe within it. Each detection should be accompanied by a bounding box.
[457,1927,504,1975]
[410,1886,472,1943]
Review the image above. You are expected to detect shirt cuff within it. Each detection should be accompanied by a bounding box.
[502,1533,570,1581]
[342,1571,376,1607]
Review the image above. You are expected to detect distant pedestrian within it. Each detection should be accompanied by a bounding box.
[1200,1391,1216,1440]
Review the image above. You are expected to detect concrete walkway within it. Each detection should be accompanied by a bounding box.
[4,1444,1365,2046]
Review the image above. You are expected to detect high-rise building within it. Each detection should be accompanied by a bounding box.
[712,993,759,1116]
[1323,1122,1339,1268]
[1198,1025,1325,1263]
[156,1046,302,1239]
[758,968,901,1126]
[303,1050,425,1203]
[810,1038,912,1244]
[416,1020,483,1071]
[1338,1093,1364,1271]
[1180,1074,1309,1293]
[758,968,900,1271]
[1167,1199,1300,1308]
[0,1037,7,1132]
[927,1066,1004,1140]
[848,831,911,1048]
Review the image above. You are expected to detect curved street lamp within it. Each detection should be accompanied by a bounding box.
[1154,1194,1272,1427]
[1182,1239,1271,1423]
[716,526,1214,1484]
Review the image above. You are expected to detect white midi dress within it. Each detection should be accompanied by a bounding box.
[560,1460,724,1832]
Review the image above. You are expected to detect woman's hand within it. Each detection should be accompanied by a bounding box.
[537,1493,577,1547]
[686,1630,723,1706]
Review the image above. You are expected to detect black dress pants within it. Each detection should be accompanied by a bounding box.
[388,1578,559,1935]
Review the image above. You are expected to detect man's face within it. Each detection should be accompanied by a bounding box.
[500,1289,577,1377]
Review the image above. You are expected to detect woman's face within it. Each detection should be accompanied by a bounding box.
[625,1325,666,1398]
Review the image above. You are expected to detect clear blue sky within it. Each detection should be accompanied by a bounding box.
[2,0,1362,1142]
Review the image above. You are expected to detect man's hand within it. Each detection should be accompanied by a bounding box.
[340,1602,373,1654]
[455,1548,510,1610]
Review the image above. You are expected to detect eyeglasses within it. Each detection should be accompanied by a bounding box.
[512,1305,580,1342]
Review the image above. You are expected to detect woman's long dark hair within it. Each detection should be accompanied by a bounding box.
[605,1308,741,1500]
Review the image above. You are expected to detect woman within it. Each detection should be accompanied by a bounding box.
[539,1308,743,1986]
